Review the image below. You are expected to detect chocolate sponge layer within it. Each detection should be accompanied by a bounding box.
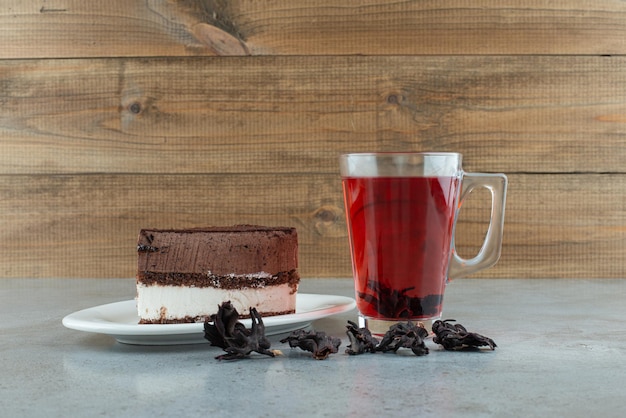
[137,269,300,290]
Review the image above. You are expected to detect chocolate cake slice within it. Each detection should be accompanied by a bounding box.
[136,225,299,324]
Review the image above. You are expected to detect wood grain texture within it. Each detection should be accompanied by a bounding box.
[1,173,624,278]
[1,1,626,57]
[2,1,626,279]
[0,173,347,278]
[2,56,626,175]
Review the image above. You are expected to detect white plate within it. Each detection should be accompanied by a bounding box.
[62,294,356,345]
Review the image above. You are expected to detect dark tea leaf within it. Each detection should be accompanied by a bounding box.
[358,278,442,319]
[376,321,430,356]
[432,319,497,351]
[344,320,429,357]
[203,302,275,360]
[345,320,379,355]
[280,329,342,360]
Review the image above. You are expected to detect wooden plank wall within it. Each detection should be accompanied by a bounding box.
[1,1,625,279]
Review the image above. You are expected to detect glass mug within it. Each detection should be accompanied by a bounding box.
[340,152,507,335]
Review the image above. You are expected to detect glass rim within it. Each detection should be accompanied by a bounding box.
[339,151,462,158]
[340,152,463,177]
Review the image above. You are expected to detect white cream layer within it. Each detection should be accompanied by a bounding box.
[137,282,297,321]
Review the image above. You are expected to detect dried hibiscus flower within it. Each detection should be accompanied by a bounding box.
[376,321,430,356]
[280,329,341,360]
[432,319,497,351]
[203,301,275,360]
[344,320,429,356]
[357,279,442,319]
[345,320,379,355]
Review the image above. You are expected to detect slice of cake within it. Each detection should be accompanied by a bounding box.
[136,225,300,324]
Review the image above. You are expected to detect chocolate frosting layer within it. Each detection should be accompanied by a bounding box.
[137,225,298,276]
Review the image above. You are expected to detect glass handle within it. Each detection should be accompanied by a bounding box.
[448,172,508,280]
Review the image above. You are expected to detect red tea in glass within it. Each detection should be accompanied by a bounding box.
[340,153,507,334]
[343,176,458,320]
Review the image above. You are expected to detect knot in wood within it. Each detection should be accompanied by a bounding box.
[314,207,338,223]
[387,94,402,105]
[128,102,142,114]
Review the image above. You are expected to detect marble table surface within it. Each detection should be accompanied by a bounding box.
[1,277,625,417]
